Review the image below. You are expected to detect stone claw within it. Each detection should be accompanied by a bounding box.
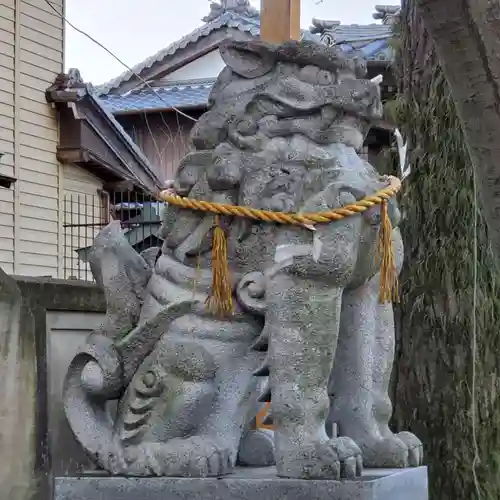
[396,431,424,467]
[277,437,363,480]
[358,431,424,468]
[117,436,236,477]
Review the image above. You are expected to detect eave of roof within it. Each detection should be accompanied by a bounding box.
[99,78,216,115]
[95,11,260,97]
[87,93,162,188]
[95,8,395,98]
[46,75,162,192]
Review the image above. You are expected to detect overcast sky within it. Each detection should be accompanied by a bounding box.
[65,0,391,85]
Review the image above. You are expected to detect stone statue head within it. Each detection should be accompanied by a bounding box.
[179,40,382,200]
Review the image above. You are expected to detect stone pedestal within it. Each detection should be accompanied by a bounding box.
[54,466,428,500]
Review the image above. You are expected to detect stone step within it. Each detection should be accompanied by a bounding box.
[54,466,428,500]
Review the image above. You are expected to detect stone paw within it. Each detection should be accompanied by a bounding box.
[237,428,275,466]
[396,431,424,467]
[359,432,423,468]
[100,445,130,475]
[277,436,363,480]
[117,436,236,477]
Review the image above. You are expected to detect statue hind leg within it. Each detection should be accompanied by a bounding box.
[118,317,266,477]
[119,348,266,477]
[367,279,423,466]
[329,269,423,467]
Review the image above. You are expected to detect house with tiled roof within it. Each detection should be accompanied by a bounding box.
[95,1,400,183]
[0,0,162,280]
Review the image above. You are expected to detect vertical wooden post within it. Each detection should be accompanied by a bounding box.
[260,0,301,44]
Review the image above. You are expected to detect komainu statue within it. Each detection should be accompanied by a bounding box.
[63,39,423,480]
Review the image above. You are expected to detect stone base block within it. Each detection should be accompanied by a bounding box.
[54,466,428,500]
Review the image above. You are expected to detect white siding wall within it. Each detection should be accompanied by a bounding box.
[62,165,104,280]
[0,0,17,273]
[0,0,103,277]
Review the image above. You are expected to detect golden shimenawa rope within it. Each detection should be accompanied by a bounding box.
[158,177,402,227]
[158,175,402,315]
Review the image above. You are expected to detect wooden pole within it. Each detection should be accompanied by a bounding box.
[260,0,301,44]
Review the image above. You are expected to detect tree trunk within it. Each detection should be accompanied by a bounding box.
[391,1,500,499]
[416,0,500,260]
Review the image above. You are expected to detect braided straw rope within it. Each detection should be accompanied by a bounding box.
[157,175,402,313]
[157,176,402,227]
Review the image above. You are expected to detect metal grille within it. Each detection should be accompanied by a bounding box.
[63,190,165,281]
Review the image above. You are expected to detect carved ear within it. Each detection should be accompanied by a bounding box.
[219,40,276,79]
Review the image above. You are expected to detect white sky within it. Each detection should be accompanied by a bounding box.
[65,0,393,85]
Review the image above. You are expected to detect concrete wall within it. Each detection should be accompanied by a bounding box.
[46,310,105,475]
[13,276,106,497]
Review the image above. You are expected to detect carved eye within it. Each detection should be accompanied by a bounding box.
[236,119,257,136]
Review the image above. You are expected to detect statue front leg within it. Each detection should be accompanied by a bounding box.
[267,274,362,480]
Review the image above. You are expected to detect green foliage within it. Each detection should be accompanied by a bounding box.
[389,10,500,499]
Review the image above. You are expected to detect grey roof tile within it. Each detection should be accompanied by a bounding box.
[333,23,392,41]
[99,78,215,114]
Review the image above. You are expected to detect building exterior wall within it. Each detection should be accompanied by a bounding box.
[161,50,226,82]
[62,165,104,280]
[0,0,18,274]
[120,111,203,183]
[0,0,103,277]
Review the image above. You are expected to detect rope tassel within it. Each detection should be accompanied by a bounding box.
[377,200,399,304]
[206,215,233,317]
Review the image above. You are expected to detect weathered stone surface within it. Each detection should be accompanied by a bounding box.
[62,38,424,482]
[55,467,428,500]
[0,267,36,500]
